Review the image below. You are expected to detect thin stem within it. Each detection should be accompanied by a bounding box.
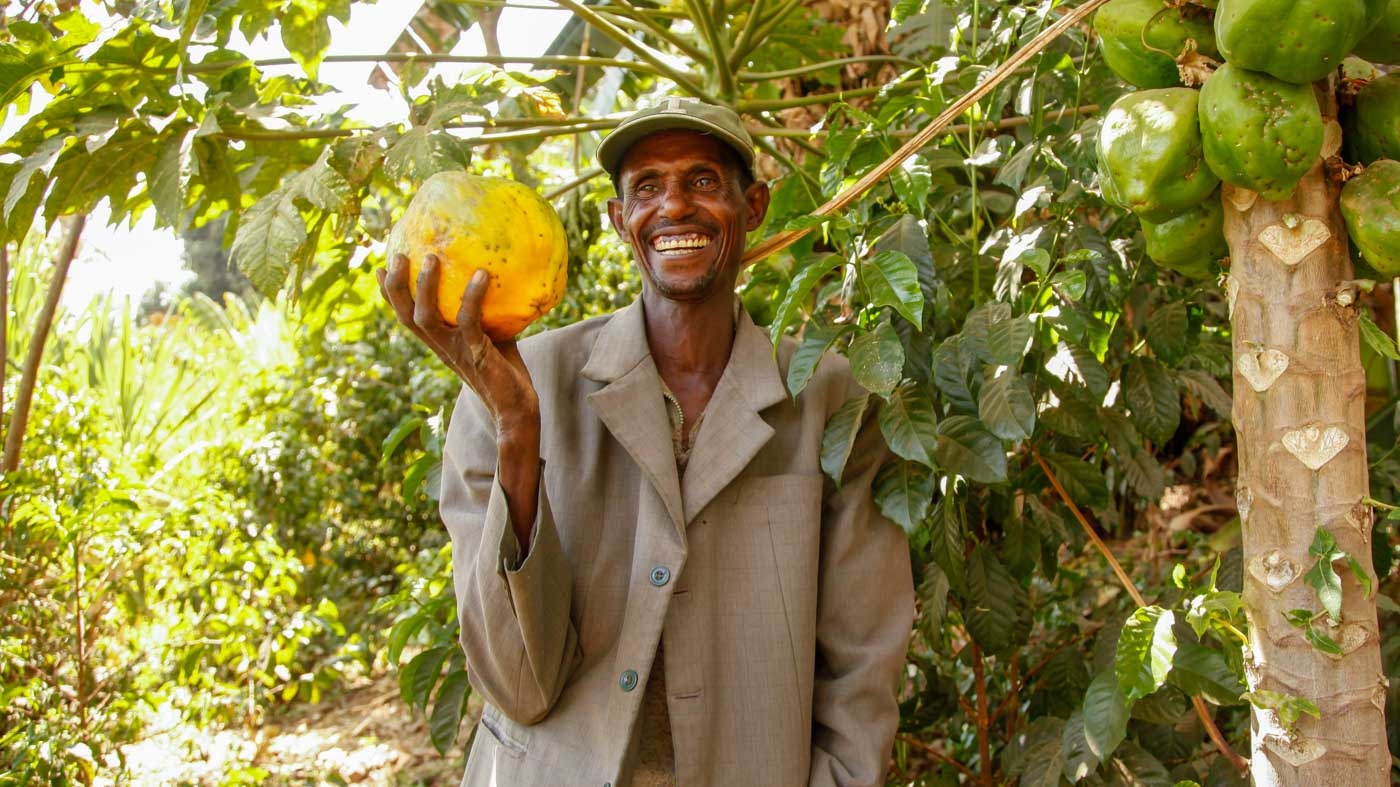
[204,53,662,75]
[736,79,919,112]
[596,2,712,64]
[740,55,923,81]
[466,119,619,145]
[972,644,993,786]
[728,0,768,71]
[1033,447,1250,777]
[1,243,8,445]
[733,0,804,67]
[682,0,734,97]
[742,0,1115,265]
[550,0,713,98]
[4,214,84,473]
[896,735,975,779]
[754,137,820,193]
[545,167,605,200]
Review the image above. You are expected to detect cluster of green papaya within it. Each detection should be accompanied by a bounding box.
[1093,0,1400,278]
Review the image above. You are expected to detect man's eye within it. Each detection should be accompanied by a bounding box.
[695,176,717,188]
[633,184,657,195]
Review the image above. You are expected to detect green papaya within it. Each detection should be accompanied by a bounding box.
[1340,159,1400,276]
[1344,74,1400,165]
[1215,0,1386,84]
[1141,196,1227,278]
[1094,0,1219,88]
[1098,88,1220,221]
[1198,64,1324,200]
[1354,0,1400,65]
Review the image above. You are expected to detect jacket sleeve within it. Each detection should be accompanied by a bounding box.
[808,393,916,787]
[438,384,582,726]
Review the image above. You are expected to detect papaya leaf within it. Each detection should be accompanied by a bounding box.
[978,366,1035,441]
[878,382,938,467]
[150,126,194,230]
[848,320,905,395]
[231,187,305,297]
[820,394,869,485]
[861,250,924,328]
[873,459,935,533]
[429,669,471,754]
[934,415,1007,483]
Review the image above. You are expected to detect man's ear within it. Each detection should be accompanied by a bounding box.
[606,197,627,239]
[743,181,771,232]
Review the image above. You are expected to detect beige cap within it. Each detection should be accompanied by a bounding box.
[597,97,755,180]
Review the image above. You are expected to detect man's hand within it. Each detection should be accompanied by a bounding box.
[377,253,541,552]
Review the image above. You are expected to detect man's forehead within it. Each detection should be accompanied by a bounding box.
[618,129,734,177]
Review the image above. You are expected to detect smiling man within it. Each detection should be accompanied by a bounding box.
[379,97,915,787]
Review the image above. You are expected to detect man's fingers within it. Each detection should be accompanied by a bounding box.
[458,268,489,331]
[381,255,421,328]
[413,254,450,331]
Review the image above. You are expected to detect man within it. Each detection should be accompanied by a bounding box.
[378,97,915,787]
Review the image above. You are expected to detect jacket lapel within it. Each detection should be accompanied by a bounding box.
[680,306,788,524]
[582,299,686,533]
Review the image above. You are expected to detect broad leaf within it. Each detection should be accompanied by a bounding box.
[1108,742,1173,787]
[1014,717,1068,787]
[820,394,869,485]
[429,669,471,754]
[932,336,978,413]
[1115,607,1177,701]
[1145,302,1190,365]
[149,126,194,230]
[848,321,905,395]
[1176,368,1232,418]
[978,366,1035,441]
[1360,313,1400,361]
[929,497,966,591]
[934,415,1007,483]
[878,382,938,467]
[231,188,306,297]
[1062,711,1098,782]
[1169,639,1246,706]
[1124,359,1180,444]
[401,645,451,712]
[787,323,848,397]
[861,250,924,328]
[964,545,1028,655]
[292,148,358,215]
[1083,669,1129,760]
[873,459,935,533]
[1042,452,1109,508]
[965,302,1032,365]
[1046,342,1110,399]
[770,254,844,347]
[384,127,474,183]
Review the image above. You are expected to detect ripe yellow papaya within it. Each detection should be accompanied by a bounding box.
[385,172,569,341]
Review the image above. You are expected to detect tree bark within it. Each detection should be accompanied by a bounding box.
[3,215,85,474]
[1224,90,1391,785]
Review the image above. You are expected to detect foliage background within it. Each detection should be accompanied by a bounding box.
[0,0,1397,784]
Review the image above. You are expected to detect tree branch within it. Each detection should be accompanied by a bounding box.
[4,215,85,473]
[896,734,975,779]
[740,55,922,81]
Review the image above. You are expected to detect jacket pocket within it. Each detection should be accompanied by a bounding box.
[478,709,527,758]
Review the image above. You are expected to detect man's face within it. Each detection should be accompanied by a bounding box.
[607,129,769,302]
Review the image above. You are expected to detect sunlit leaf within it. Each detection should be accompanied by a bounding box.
[873,459,935,532]
[1116,607,1177,701]
[848,320,905,395]
[861,250,924,328]
[878,382,938,467]
[934,415,1006,483]
[978,366,1035,441]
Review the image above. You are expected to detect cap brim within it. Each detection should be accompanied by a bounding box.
[598,115,755,180]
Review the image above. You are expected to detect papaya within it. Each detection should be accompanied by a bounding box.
[1093,0,1219,88]
[385,172,569,341]
[1198,64,1324,200]
[1141,195,1227,279]
[1354,0,1400,65]
[1097,88,1220,221]
[1344,73,1400,165]
[1215,0,1386,84]
[1340,159,1400,276]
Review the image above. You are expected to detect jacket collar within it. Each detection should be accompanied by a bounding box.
[582,296,787,530]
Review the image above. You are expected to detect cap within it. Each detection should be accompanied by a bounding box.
[597,97,755,180]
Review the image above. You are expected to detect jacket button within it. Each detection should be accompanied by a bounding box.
[649,566,671,586]
[620,669,638,692]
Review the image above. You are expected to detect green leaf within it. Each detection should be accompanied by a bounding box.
[1168,639,1246,706]
[231,188,305,297]
[917,562,951,640]
[1124,358,1180,444]
[1050,269,1087,301]
[1062,711,1098,782]
[1359,313,1400,362]
[821,394,869,485]
[964,545,1028,655]
[429,669,471,754]
[149,127,194,230]
[1043,452,1109,509]
[966,306,1033,366]
[280,4,332,80]
[1121,446,1167,501]
[1242,689,1320,729]
[292,148,358,215]
[1016,717,1068,787]
[873,459,935,533]
[1304,527,1344,622]
[787,323,848,397]
[403,455,440,499]
[861,250,925,328]
[3,133,65,223]
[386,615,428,666]
[1108,742,1172,786]
[383,127,473,183]
[770,254,844,347]
[935,415,1007,483]
[1115,607,1178,701]
[878,382,938,467]
[848,321,905,395]
[401,645,451,712]
[1083,669,1129,760]
[1047,342,1110,399]
[978,367,1036,441]
[381,416,424,464]
[1145,302,1190,365]
[929,497,966,591]
[932,336,978,413]
[1176,368,1232,418]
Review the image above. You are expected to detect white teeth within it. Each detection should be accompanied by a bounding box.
[652,234,711,252]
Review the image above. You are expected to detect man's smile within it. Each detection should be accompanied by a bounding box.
[649,230,714,256]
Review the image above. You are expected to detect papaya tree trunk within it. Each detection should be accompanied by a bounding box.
[1224,89,1391,785]
[3,215,85,474]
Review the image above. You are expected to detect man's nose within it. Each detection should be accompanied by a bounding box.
[658,182,695,219]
